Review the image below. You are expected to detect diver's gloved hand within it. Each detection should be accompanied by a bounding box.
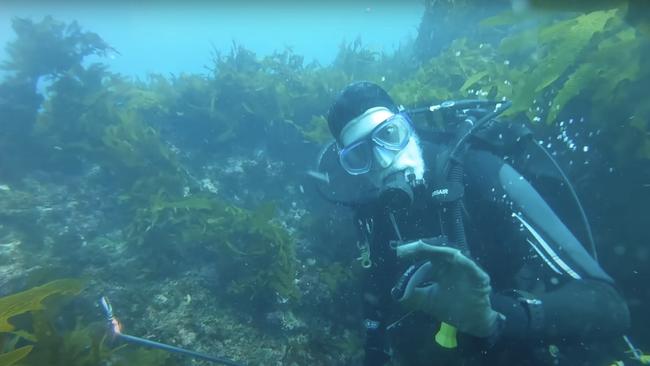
[395,240,500,338]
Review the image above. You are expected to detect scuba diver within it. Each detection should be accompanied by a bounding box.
[313,81,631,365]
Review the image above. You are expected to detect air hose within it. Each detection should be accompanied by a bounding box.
[441,101,513,254]
[432,101,513,345]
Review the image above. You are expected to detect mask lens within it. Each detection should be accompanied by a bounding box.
[373,115,410,149]
[339,140,372,174]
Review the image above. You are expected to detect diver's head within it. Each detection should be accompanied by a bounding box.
[327,81,425,189]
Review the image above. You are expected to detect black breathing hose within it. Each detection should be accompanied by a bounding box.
[441,101,512,256]
[447,162,469,254]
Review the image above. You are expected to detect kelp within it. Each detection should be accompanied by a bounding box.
[19,315,171,366]
[0,279,84,362]
[0,279,84,333]
[500,8,619,118]
[2,16,114,81]
[393,4,650,162]
[0,279,172,366]
[128,193,299,305]
[206,44,345,147]
[0,16,113,179]
[0,345,32,366]
[391,37,506,106]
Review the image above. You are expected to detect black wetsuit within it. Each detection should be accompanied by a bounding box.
[336,140,631,366]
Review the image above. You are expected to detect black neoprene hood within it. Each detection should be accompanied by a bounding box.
[327,81,399,142]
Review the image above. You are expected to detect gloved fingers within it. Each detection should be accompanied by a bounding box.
[401,282,440,310]
[397,262,435,302]
[396,240,490,286]
[395,239,443,260]
[452,253,491,287]
[396,240,466,264]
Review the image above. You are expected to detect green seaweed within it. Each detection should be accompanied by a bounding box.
[0,345,32,366]
[0,279,84,333]
[395,4,650,164]
[2,16,113,81]
[127,193,299,306]
[301,115,333,145]
[0,279,84,362]
[318,262,354,293]
[0,280,173,366]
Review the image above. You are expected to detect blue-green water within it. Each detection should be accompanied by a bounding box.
[0,2,648,365]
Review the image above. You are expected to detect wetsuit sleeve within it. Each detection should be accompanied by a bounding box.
[464,149,630,342]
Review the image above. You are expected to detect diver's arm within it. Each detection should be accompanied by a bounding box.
[464,149,630,342]
[494,160,629,340]
[490,280,629,341]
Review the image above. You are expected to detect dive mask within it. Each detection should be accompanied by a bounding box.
[338,113,413,175]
